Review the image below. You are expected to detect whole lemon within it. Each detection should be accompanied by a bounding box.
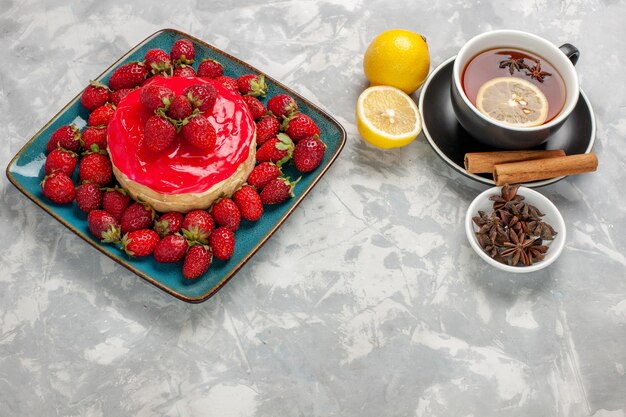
[363,29,430,95]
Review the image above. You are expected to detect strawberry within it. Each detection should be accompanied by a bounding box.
[120,229,160,257]
[170,39,195,65]
[88,103,116,127]
[41,172,75,204]
[79,149,112,186]
[45,148,78,176]
[102,186,131,221]
[87,210,121,242]
[256,115,280,146]
[108,62,148,90]
[154,234,188,263]
[120,202,156,234]
[80,81,110,111]
[213,76,238,92]
[282,113,320,143]
[181,114,217,151]
[181,209,214,244]
[260,177,299,205]
[183,245,213,279]
[233,185,263,221]
[211,198,241,231]
[46,124,81,153]
[144,48,172,76]
[183,83,217,112]
[75,182,103,213]
[173,65,196,77]
[167,95,193,120]
[154,211,184,237]
[139,85,174,112]
[242,95,266,120]
[144,115,176,153]
[110,88,135,106]
[81,126,107,150]
[255,133,294,165]
[267,94,298,120]
[208,227,235,261]
[197,59,224,79]
[293,135,326,172]
[247,162,281,191]
[237,74,267,97]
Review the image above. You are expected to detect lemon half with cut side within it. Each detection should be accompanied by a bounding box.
[356,85,422,149]
[476,77,549,127]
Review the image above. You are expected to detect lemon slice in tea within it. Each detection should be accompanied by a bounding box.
[356,85,422,148]
[476,77,549,127]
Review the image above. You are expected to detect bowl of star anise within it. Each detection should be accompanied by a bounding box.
[465,185,566,273]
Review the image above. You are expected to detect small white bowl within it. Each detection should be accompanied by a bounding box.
[465,186,566,273]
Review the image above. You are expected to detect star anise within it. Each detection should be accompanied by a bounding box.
[500,229,536,266]
[525,61,551,83]
[473,211,506,243]
[527,220,558,240]
[525,239,549,264]
[508,201,544,221]
[499,57,526,75]
[489,185,524,210]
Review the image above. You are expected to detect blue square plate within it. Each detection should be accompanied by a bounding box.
[6,28,346,303]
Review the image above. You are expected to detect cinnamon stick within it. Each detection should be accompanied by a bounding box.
[464,149,566,173]
[493,153,598,185]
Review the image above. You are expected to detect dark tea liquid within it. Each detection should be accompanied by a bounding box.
[462,48,566,123]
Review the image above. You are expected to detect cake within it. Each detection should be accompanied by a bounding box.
[107,76,256,213]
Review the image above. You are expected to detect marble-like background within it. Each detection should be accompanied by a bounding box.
[1,1,625,416]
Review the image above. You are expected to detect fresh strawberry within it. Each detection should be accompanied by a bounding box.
[41,172,75,204]
[154,234,188,263]
[260,177,299,205]
[213,76,238,92]
[144,48,173,76]
[102,186,131,221]
[75,182,103,213]
[233,185,263,222]
[120,229,160,257]
[182,245,213,279]
[211,198,241,231]
[45,148,78,176]
[181,209,214,244]
[110,88,135,106]
[197,59,224,79]
[87,210,121,242]
[293,135,326,173]
[237,74,267,97]
[144,115,176,153]
[282,113,320,143]
[139,85,174,112]
[120,202,156,234]
[173,65,196,77]
[170,39,195,65]
[108,62,148,90]
[242,95,266,120]
[154,211,184,237]
[209,227,235,261]
[255,133,294,165]
[267,94,298,120]
[183,83,217,112]
[79,149,112,186]
[181,114,217,151]
[80,81,110,111]
[167,95,193,120]
[247,162,281,191]
[256,115,280,146]
[46,125,81,153]
[81,126,107,150]
[88,103,116,127]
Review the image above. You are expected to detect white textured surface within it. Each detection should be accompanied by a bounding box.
[1,1,625,416]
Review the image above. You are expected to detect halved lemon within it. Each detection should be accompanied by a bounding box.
[476,77,549,127]
[356,85,422,148]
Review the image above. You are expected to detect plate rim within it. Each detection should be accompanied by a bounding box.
[5,28,347,303]
[418,55,596,188]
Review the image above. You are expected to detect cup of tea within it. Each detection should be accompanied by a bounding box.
[451,30,580,149]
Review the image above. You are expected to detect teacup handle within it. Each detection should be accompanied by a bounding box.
[559,43,580,66]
